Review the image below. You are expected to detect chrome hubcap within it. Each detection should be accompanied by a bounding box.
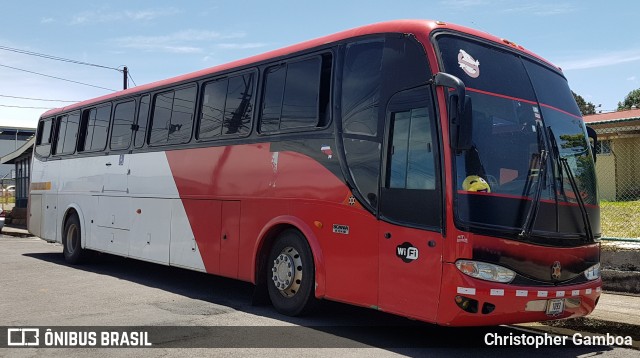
[271,246,303,297]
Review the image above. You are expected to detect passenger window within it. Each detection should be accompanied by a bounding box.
[63,112,80,154]
[199,72,255,139]
[134,95,150,148]
[79,104,112,152]
[342,39,384,136]
[259,55,331,133]
[35,118,53,157]
[150,86,196,145]
[111,100,135,150]
[54,112,80,155]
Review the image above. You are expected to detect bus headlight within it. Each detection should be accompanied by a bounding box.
[584,263,600,281]
[455,260,515,283]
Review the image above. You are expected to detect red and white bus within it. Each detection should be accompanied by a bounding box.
[29,20,601,326]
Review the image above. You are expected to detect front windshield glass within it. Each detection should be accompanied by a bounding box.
[436,34,599,243]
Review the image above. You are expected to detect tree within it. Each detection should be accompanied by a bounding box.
[572,91,596,115]
[618,89,640,110]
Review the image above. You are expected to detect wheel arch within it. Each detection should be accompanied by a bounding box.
[252,215,326,299]
[61,204,87,249]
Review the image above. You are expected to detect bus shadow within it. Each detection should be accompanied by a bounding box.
[23,251,618,356]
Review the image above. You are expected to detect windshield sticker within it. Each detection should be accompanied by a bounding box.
[396,242,419,263]
[458,49,480,78]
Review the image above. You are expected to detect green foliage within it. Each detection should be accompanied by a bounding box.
[572,91,596,115]
[617,89,640,110]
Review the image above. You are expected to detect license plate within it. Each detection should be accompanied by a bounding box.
[546,298,565,315]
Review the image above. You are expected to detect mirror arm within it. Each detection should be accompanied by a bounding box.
[433,72,466,114]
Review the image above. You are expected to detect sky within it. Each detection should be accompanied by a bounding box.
[0,0,637,128]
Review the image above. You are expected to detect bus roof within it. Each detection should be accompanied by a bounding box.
[41,19,556,118]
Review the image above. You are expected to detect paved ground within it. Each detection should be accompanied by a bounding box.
[0,235,638,357]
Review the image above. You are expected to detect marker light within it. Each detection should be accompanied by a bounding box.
[455,260,516,283]
[584,263,601,281]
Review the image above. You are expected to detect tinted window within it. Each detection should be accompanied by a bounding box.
[111,101,135,150]
[36,118,53,157]
[54,115,67,155]
[199,73,254,139]
[90,106,111,151]
[389,108,435,190]
[199,79,227,139]
[150,86,196,145]
[260,66,285,132]
[280,58,321,129]
[523,59,581,117]
[436,35,536,102]
[79,105,111,152]
[63,112,80,154]
[342,39,384,136]
[224,73,254,135]
[260,55,329,132]
[134,95,150,148]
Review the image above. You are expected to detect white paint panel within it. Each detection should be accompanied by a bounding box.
[537,291,548,298]
[490,289,504,296]
[170,199,206,272]
[129,198,171,264]
[515,290,528,297]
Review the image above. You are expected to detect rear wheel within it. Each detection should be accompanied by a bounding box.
[267,229,317,316]
[63,214,86,264]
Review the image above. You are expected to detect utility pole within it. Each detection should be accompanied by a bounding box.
[123,66,128,90]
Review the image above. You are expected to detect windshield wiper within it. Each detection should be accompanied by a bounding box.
[547,127,594,241]
[559,157,594,241]
[519,120,548,239]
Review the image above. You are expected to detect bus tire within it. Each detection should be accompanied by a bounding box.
[267,229,318,316]
[62,214,86,264]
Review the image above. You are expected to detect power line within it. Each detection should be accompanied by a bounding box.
[0,44,134,90]
[0,104,54,110]
[0,94,79,103]
[0,63,117,92]
[0,45,120,71]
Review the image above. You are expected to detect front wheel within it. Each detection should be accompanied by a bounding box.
[267,229,318,316]
[63,214,87,264]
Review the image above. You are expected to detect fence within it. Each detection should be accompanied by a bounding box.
[592,123,640,239]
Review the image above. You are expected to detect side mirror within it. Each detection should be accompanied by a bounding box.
[434,72,473,151]
[586,126,598,163]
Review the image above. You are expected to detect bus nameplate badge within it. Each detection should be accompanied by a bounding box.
[546,298,564,316]
[332,224,349,235]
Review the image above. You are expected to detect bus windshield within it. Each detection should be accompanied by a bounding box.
[436,34,600,244]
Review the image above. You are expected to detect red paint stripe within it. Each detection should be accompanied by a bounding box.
[457,190,598,208]
[467,88,583,120]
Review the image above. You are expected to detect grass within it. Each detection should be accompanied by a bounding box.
[600,200,640,238]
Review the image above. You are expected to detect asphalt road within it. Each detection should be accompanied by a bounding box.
[0,235,637,357]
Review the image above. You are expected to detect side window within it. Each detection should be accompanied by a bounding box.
[79,104,111,152]
[259,54,331,133]
[111,100,136,150]
[53,113,80,155]
[380,87,441,228]
[342,39,384,136]
[62,112,80,154]
[150,86,196,145]
[199,72,255,139]
[53,115,67,155]
[35,118,53,157]
[134,95,150,148]
[389,108,435,190]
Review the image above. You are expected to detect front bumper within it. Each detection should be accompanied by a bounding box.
[437,262,602,326]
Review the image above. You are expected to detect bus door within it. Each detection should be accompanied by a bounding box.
[378,87,443,322]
